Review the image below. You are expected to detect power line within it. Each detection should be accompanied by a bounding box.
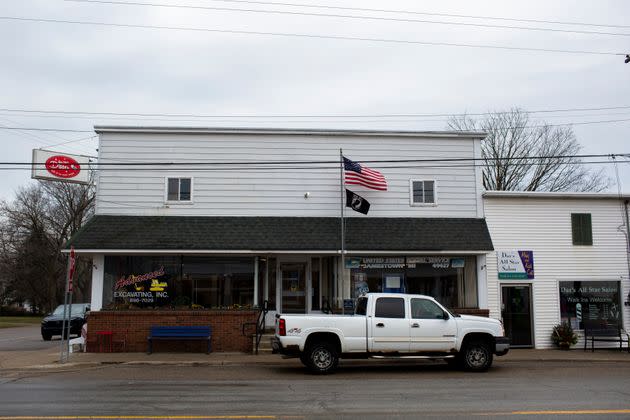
[2,159,623,172]
[2,116,630,134]
[193,0,630,30]
[2,105,630,119]
[66,0,630,38]
[5,110,630,126]
[0,16,624,56]
[12,152,630,166]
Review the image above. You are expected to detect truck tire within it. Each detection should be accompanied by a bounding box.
[460,340,493,372]
[42,333,52,341]
[305,342,339,374]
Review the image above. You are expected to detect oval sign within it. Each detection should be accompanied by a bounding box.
[45,155,81,178]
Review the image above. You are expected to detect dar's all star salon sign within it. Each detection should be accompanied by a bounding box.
[31,149,90,184]
[497,250,535,280]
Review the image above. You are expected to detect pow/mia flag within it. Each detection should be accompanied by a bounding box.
[345,189,370,215]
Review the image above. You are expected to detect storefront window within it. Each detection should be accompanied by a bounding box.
[347,256,477,309]
[559,281,622,330]
[103,255,254,309]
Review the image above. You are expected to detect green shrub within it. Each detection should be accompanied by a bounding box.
[551,321,578,348]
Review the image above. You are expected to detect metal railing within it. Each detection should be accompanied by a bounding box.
[241,300,269,355]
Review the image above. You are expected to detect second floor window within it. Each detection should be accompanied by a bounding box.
[410,180,436,206]
[571,213,592,245]
[167,177,192,202]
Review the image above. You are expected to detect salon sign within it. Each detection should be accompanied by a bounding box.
[497,250,534,279]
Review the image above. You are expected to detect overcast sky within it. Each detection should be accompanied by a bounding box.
[1,0,629,200]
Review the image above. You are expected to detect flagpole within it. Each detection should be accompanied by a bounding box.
[339,148,345,312]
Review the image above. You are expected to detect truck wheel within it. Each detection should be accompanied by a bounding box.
[305,343,339,374]
[461,340,493,372]
[42,333,52,341]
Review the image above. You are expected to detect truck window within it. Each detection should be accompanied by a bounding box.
[355,297,368,315]
[411,298,445,319]
[375,297,405,318]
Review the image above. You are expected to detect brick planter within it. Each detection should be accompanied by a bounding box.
[86,310,257,353]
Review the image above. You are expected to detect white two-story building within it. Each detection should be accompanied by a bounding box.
[67,127,493,351]
[484,192,630,349]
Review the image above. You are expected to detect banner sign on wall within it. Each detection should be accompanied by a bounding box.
[345,256,462,270]
[497,250,535,279]
[31,149,90,184]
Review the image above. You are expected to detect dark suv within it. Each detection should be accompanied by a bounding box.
[41,303,90,341]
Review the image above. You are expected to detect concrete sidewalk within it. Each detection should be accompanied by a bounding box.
[1,347,629,372]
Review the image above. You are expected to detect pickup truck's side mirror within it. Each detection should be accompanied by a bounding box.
[442,311,450,320]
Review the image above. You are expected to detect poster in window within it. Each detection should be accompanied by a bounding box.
[559,281,621,330]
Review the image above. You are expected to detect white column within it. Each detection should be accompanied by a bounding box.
[90,254,105,311]
[477,254,488,309]
[253,256,259,307]
[263,257,269,302]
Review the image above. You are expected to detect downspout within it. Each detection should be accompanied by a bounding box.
[624,200,630,307]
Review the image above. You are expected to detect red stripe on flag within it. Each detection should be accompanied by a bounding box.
[345,175,387,189]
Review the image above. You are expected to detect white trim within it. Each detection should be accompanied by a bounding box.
[484,191,630,200]
[64,249,493,255]
[473,138,484,217]
[477,254,487,309]
[164,176,194,205]
[95,126,487,139]
[409,179,438,207]
[90,255,105,311]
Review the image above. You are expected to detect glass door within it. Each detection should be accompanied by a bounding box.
[280,262,307,313]
[501,285,534,347]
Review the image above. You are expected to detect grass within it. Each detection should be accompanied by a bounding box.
[0,316,43,329]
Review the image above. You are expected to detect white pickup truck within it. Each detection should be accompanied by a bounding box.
[272,293,509,374]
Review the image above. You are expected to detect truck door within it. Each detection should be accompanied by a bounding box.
[408,298,457,352]
[369,297,410,352]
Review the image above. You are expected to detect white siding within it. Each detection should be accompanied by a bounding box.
[484,196,630,349]
[95,132,481,218]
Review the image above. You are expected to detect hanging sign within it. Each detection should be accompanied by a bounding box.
[32,149,90,184]
[497,250,535,279]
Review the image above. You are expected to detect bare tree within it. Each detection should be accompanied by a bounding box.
[0,180,94,313]
[447,108,609,192]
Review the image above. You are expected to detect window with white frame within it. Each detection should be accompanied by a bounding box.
[410,180,436,205]
[166,177,192,202]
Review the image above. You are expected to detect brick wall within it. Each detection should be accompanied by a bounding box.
[86,310,257,353]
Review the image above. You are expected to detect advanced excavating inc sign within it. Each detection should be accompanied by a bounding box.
[31,149,90,184]
[497,250,535,279]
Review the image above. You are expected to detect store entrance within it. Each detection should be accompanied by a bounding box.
[501,285,534,347]
[279,261,308,314]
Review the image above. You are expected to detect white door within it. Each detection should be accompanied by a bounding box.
[369,296,410,352]
[409,298,457,352]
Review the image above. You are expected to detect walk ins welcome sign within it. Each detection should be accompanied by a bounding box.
[497,250,535,279]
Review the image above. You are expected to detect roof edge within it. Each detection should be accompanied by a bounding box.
[483,190,630,200]
[93,126,487,139]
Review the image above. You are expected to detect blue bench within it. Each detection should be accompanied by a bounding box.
[147,326,212,354]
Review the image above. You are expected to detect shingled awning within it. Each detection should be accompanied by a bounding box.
[65,216,493,252]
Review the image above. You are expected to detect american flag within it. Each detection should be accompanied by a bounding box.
[343,156,387,191]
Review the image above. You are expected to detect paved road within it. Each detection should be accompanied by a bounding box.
[0,325,62,351]
[1,360,630,419]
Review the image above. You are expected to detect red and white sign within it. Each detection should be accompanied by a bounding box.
[32,149,90,184]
